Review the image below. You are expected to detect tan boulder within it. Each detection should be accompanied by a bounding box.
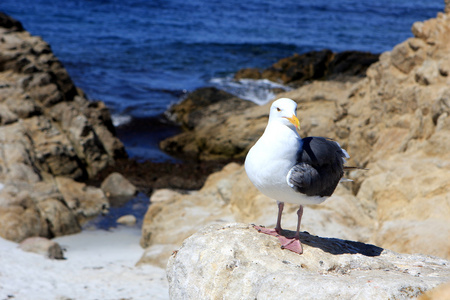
[419,281,450,300]
[100,172,137,206]
[55,176,109,224]
[0,14,125,242]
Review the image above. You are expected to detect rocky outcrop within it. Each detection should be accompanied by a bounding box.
[167,223,450,300]
[161,87,257,160]
[160,51,377,161]
[235,49,379,86]
[0,13,126,241]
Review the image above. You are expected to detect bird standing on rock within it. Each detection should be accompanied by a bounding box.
[245,98,352,254]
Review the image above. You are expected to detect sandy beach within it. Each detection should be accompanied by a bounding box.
[0,227,169,300]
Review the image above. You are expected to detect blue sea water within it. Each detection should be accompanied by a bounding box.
[1,0,444,161]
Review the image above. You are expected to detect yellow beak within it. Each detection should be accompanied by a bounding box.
[285,114,300,130]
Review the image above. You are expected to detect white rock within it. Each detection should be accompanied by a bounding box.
[116,214,137,226]
[167,223,450,300]
[150,189,182,203]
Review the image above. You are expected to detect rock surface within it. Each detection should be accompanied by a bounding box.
[161,87,257,160]
[234,49,379,86]
[160,53,377,161]
[418,281,450,300]
[116,214,137,226]
[0,14,126,241]
[101,172,137,206]
[19,236,64,259]
[167,223,450,300]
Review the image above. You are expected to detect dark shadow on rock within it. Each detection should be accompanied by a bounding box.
[279,229,383,257]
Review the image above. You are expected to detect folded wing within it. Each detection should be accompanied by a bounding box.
[287,137,348,197]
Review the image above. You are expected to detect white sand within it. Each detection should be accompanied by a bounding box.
[0,227,169,300]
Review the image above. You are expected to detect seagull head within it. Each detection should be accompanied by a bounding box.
[269,98,300,130]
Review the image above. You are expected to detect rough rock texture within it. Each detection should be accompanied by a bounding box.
[144,8,450,266]
[234,49,379,86]
[0,14,126,241]
[161,87,257,160]
[167,223,450,300]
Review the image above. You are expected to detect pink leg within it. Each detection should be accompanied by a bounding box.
[278,205,303,254]
[254,203,304,254]
[254,201,284,236]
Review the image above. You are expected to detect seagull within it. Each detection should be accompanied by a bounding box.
[245,97,352,254]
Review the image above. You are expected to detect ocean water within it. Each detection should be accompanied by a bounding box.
[1,0,444,161]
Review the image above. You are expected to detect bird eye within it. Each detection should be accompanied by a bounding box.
[276,107,281,112]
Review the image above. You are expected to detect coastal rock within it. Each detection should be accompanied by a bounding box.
[55,176,109,224]
[234,50,379,86]
[0,12,24,32]
[100,172,137,206]
[167,223,450,300]
[419,282,450,300]
[140,163,241,249]
[19,236,64,259]
[260,49,334,85]
[161,87,257,160]
[161,51,376,161]
[137,243,179,269]
[116,214,137,226]
[0,14,126,242]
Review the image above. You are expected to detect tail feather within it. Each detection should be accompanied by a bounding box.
[344,166,368,170]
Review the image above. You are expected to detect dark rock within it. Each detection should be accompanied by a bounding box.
[235,49,379,87]
[0,12,24,32]
[160,87,257,160]
[328,51,380,79]
[261,49,333,85]
[166,87,238,129]
[234,67,262,80]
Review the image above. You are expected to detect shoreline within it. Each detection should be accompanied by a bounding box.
[0,227,169,300]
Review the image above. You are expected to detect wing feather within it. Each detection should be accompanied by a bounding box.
[287,137,347,197]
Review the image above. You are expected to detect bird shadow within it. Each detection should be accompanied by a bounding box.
[279,229,383,257]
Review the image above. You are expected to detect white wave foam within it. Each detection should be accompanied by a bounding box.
[112,114,132,127]
[210,77,291,105]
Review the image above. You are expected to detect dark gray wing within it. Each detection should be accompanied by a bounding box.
[287,136,347,197]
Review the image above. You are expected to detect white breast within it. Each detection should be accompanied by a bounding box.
[245,122,327,205]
